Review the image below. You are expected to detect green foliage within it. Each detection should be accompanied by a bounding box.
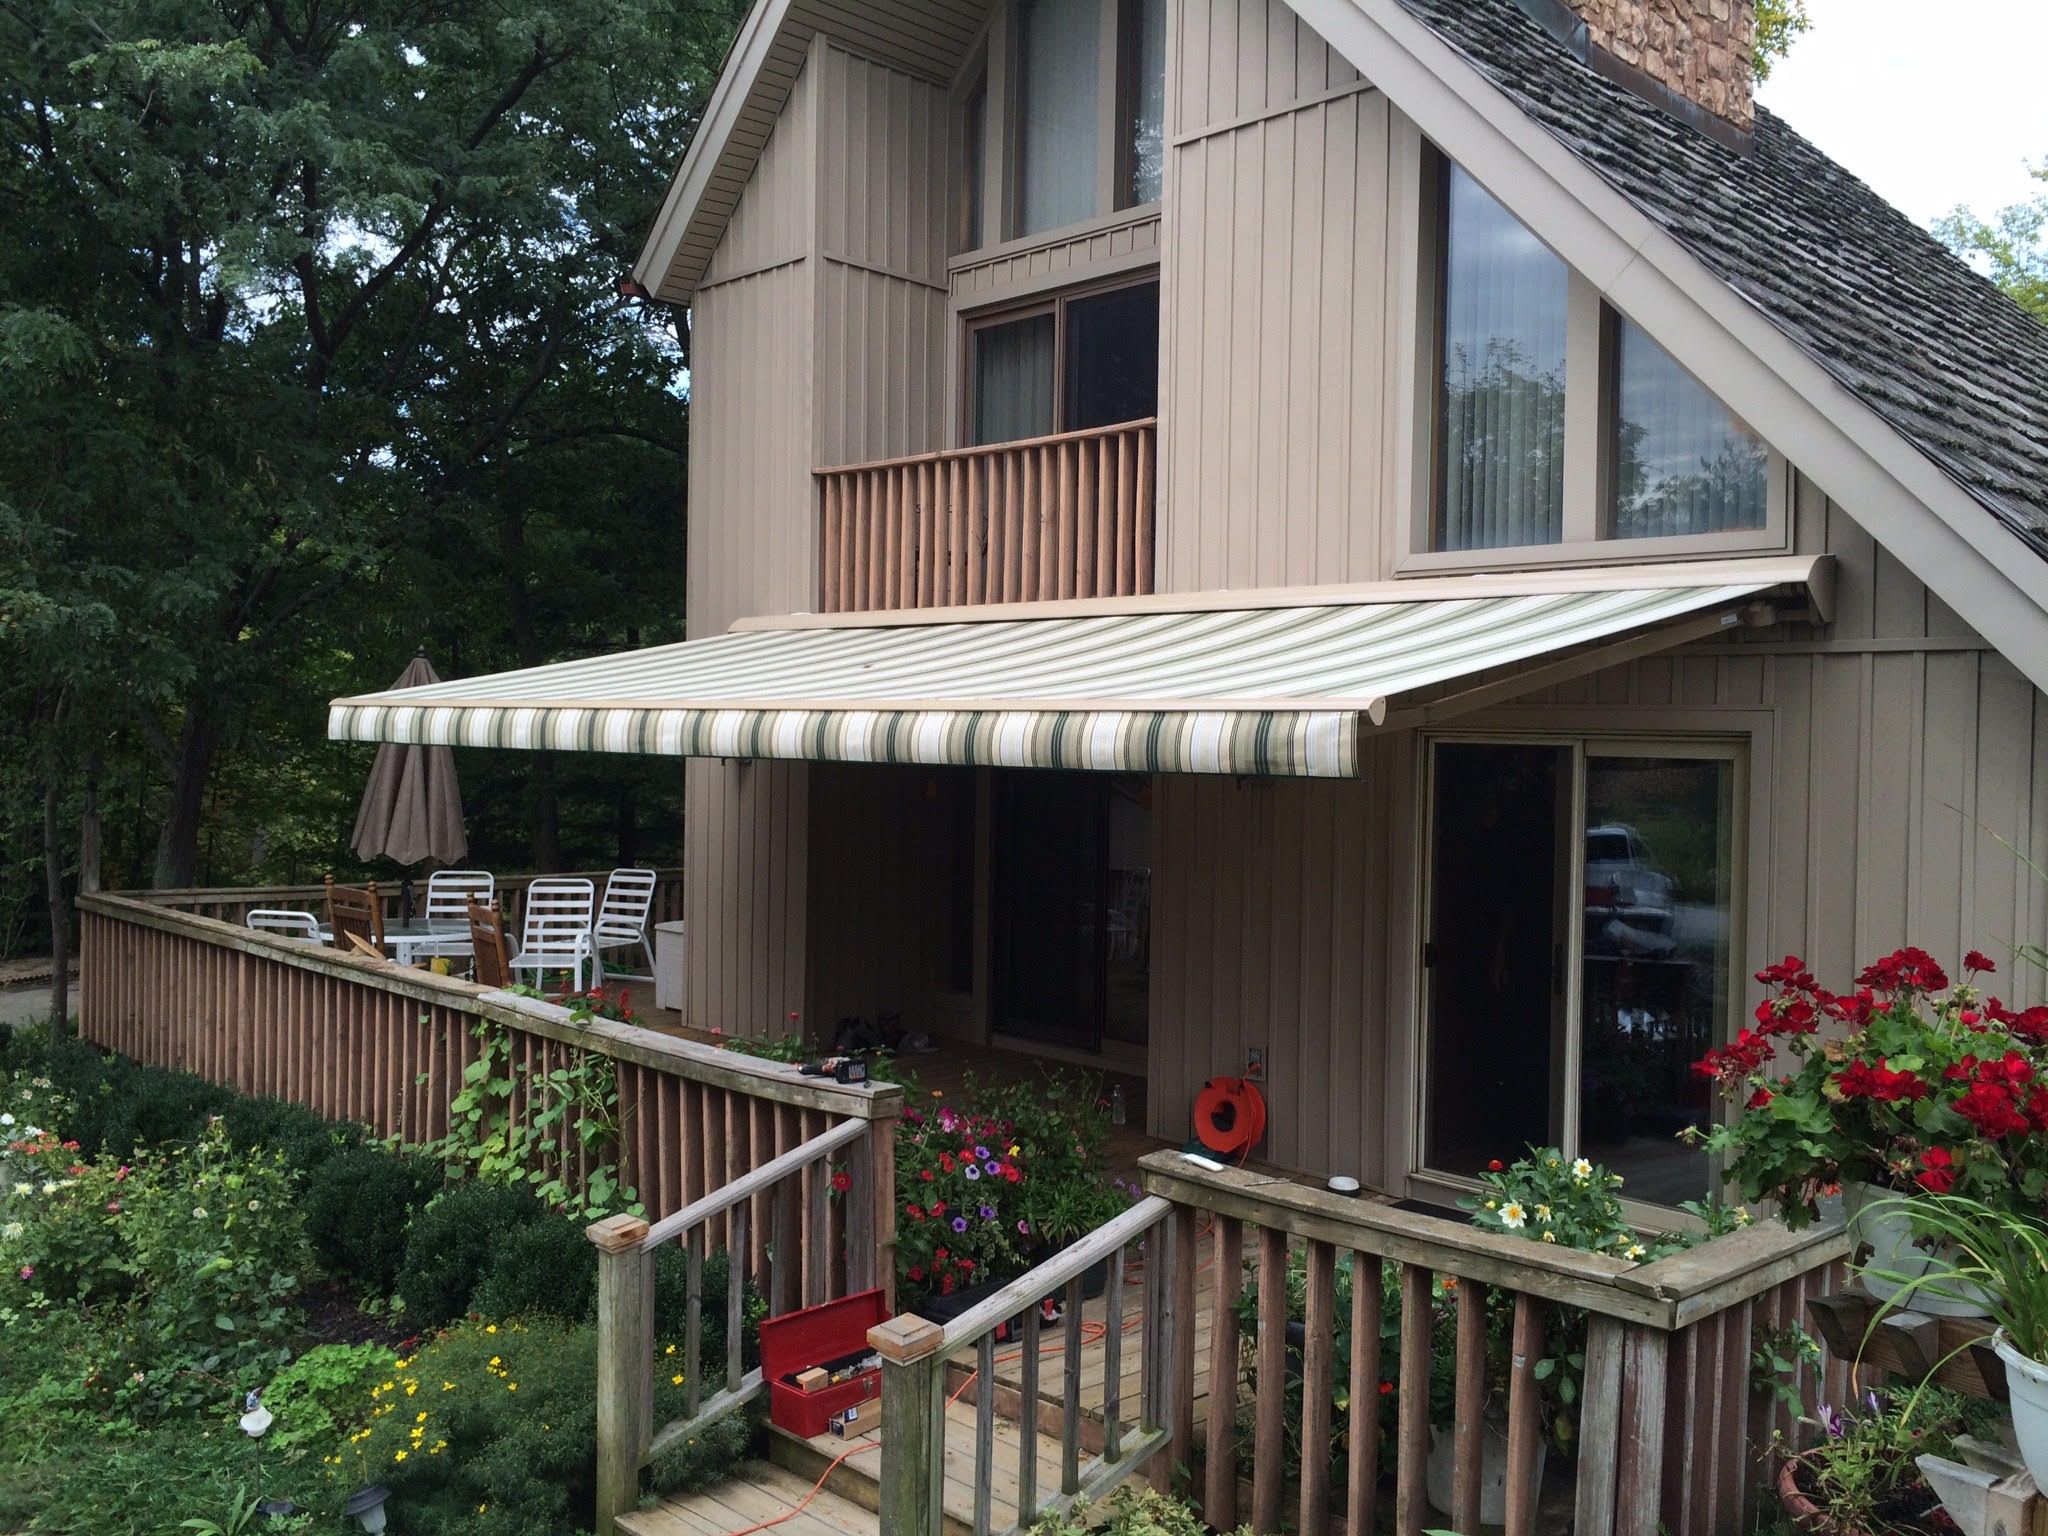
[1030,1485,1249,1536]
[470,1215,599,1323]
[1751,1321,1822,1415]
[393,1180,551,1328]
[415,1017,640,1221]
[652,1247,767,1371]
[645,1404,758,1497]
[330,1316,756,1536]
[1782,1384,1993,1536]
[1461,1146,1690,1260]
[1864,1193,2048,1361]
[1751,0,1811,82]
[3,1115,312,1413]
[303,1148,444,1299]
[262,1342,398,1454]
[1937,170,2048,324]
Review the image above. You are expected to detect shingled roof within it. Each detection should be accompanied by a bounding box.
[1397,0,2048,560]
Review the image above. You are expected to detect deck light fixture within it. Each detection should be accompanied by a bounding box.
[345,1485,392,1535]
[238,1389,273,1437]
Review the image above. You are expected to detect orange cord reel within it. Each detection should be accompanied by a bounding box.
[1192,1075,1267,1161]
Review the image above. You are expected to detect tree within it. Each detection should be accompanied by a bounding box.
[1752,0,1811,82]
[0,2,742,985]
[1936,172,2048,325]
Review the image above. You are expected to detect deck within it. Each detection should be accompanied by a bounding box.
[622,1231,1229,1536]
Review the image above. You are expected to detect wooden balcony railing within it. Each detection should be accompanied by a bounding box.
[815,417,1157,612]
[872,1151,1853,1536]
[135,867,685,933]
[77,891,900,1296]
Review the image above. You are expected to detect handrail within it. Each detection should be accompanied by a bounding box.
[1137,1149,1848,1330]
[590,1117,877,1533]
[935,1195,1171,1361]
[813,416,1158,477]
[640,1116,867,1249]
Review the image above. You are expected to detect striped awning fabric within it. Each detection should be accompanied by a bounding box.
[328,571,1802,778]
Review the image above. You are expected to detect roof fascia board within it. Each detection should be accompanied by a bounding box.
[632,0,794,301]
[1282,0,2048,695]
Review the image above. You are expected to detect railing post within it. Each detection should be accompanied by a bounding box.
[846,1100,899,1306]
[870,1314,946,1536]
[1615,1321,1672,1536]
[590,1214,654,1536]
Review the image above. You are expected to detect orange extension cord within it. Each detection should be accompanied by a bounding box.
[713,1223,1213,1536]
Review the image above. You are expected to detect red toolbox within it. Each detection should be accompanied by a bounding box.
[759,1289,889,1439]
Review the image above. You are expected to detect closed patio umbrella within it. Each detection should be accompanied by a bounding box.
[349,652,468,866]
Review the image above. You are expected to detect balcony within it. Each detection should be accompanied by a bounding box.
[815,417,1157,613]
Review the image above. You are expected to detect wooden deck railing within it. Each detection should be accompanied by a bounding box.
[876,1153,1851,1536]
[815,418,1156,612]
[133,867,685,933]
[75,891,899,1285]
[589,1117,879,1534]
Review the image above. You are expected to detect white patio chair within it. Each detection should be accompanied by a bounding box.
[246,909,321,941]
[508,877,596,993]
[593,867,658,980]
[424,869,494,929]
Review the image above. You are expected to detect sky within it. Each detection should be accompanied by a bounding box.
[1755,0,2048,229]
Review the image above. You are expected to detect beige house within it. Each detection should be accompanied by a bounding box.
[333,0,2048,1220]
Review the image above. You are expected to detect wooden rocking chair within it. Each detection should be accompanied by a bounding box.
[465,898,514,989]
[324,876,385,959]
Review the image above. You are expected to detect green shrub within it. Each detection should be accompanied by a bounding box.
[303,1148,443,1298]
[220,1095,364,1176]
[262,1341,397,1453]
[330,1317,755,1536]
[645,1403,756,1496]
[3,1117,312,1413]
[652,1246,766,1371]
[394,1181,549,1326]
[471,1215,598,1322]
[1030,1486,1247,1536]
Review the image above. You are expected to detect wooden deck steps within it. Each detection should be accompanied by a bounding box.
[615,1458,879,1536]
[627,1248,1231,1536]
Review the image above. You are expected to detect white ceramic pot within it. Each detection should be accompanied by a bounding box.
[1849,1185,1995,1319]
[1996,1332,2048,1488]
[1426,1420,1545,1527]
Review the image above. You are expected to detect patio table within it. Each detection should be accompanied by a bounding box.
[315,918,476,967]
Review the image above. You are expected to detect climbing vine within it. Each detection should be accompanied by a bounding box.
[414,998,642,1221]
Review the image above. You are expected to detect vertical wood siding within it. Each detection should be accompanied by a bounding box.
[1159,0,1388,592]
[686,40,950,1040]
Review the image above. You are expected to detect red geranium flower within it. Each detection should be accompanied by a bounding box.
[1747,1086,1774,1110]
[1915,1147,1957,1194]
[1856,947,1949,995]
[1956,1080,2030,1139]
[1834,1058,1927,1102]
[831,1171,852,1193]
[1965,950,1997,975]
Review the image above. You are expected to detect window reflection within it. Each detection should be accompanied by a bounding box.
[1578,756,1733,1204]
[1611,318,1767,538]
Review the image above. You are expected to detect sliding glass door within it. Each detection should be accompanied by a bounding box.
[1422,738,1739,1206]
[967,278,1159,446]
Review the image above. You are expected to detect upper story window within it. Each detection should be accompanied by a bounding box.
[957,0,1167,254]
[970,278,1160,445]
[1422,153,1778,565]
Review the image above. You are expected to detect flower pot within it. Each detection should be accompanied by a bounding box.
[1775,1459,1830,1533]
[1425,1421,1544,1527]
[1994,1332,2048,1490]
[1847,1186,1995,1319]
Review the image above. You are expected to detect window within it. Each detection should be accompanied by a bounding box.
[1422,149,1782,562]
[1015,0,1100,237]
[956,0,1167,255]
[1436,164,1569,551]
[1610,317,1768,538]
[1116,0,1166,209]
[968,278,1159,444]
[1423,738,1740,1207]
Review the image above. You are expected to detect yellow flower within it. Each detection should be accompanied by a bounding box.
[394,1451,408,1463]
[665,1344,676,1356]
[1541,1231,1558,1243]
[442,1381,455,1391]
[485,1324,498,1334]
[672,1373,684,1386]
[416,1411,428,1422]
[405,1382,418,1396]
[507,1382,518,1392]
[488,1356,501,1368]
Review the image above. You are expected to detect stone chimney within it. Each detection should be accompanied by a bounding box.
[1562,0,1755,139]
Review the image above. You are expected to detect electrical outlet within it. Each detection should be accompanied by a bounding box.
[1244,1046,1266,1082]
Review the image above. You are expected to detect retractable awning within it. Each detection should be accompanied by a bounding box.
[329,557,1829,779]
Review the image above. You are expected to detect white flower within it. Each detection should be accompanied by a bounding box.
[23,1126,42,1139]
[1500,1201,1527,1230]
[1535,1204,1553,1223]
[247,1200,261,1212]
[1624,1243,1646,1261]
[0,1113,13,1127]
[1,1222,21,1241]
[39,1182,58,1197]
[1571,1158,1593,1182]
[1541,1231,1557,1243]
[192,1207,208,1220]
